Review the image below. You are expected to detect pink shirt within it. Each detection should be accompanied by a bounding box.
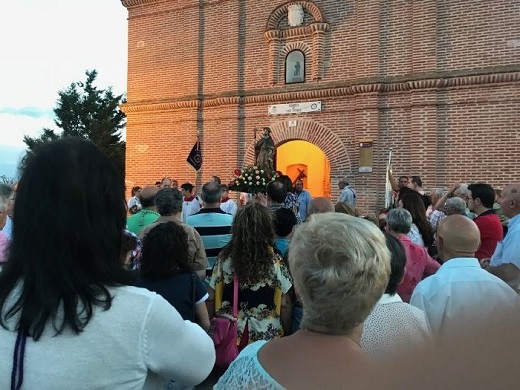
[396,234,440,303]
[0,231,8,263]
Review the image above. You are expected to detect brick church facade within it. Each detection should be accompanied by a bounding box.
[120,0,520,213]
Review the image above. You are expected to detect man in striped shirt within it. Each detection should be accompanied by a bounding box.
[186,181,233,277]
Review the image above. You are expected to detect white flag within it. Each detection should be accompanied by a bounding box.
[385,150,393,209]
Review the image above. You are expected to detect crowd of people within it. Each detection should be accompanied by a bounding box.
[0,137,519,389]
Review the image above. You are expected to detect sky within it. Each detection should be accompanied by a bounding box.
[0,0,128,179]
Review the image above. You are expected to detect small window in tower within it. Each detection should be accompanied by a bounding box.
[285,50,305,84]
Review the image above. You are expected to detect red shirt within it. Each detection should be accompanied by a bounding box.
[473,210,504,260]
[396,235,440,303]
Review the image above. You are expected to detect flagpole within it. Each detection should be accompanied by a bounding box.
[385,148,393,209]
[196,130,202,192]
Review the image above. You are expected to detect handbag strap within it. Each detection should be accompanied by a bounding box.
[11,327,27,390]
[191,273,197,321]
[233,274,239,317]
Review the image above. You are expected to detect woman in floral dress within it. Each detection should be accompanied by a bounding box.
[207,202,293,344]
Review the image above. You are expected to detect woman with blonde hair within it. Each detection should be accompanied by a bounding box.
[334,201,359,216]
[207,202,293,345]
[215,213,391,389]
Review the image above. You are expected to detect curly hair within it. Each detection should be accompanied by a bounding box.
[401,192,434,247]
[220,202,276,285]
[140,222,192,279]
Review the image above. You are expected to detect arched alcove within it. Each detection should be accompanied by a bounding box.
[244,119,352,195]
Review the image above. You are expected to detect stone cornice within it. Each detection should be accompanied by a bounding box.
[120,71,520,113]
[120,0,169,8]
[264,22,330,41]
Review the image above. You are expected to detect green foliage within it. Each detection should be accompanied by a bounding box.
[23,70,126,174]
[0,175,17,186]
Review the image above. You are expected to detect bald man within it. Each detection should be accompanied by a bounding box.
[410,215,519,337]
[482,183,520,293]
[126,186,160,234]
[307,197,334,218]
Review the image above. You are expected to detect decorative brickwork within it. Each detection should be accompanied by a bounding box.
[243,119,352,177]
[264,1,329,83]
[121,0,520,214]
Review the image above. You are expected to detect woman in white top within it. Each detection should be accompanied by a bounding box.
[0,138,214,389]
[128,186,142,214]
[361,233,431,360]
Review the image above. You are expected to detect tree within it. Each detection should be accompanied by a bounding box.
[0,176,17,186]
[23,70,126,174]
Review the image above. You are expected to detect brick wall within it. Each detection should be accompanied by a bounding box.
[120,0,520,214]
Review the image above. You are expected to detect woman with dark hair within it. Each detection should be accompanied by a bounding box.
[207,202,293,344]
[127,185,142,214]
[400,192,434,248]
[277,174,300,222]
[135,222,210,330]
[0,138,214,389]
[396,186,414,205]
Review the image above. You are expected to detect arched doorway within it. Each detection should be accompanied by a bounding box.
[276,140,330,197]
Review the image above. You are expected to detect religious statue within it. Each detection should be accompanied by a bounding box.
[294,61,301,77]
[254,127,275,173]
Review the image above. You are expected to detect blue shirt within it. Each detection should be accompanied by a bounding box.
[134,272,208,322]
[274,238,290,257]
[338,186,356,206]
[296,190,312,222]
[490,213,520,291]
[490,214,520,268]
[2,216,12,240]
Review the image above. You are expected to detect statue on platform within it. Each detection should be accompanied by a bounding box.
[254,127,275,173]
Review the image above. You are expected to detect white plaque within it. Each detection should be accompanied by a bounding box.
[288,4,304,27]
[268,101,321,115]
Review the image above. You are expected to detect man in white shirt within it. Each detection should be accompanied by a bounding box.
[180,182,201,222]
[219,184,237,216]
[361,233,431,360]
[481,183,520,293]
[411,215,519,338]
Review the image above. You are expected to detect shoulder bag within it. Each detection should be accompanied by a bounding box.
[209,274,243,369]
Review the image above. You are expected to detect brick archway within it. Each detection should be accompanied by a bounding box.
[244,119,352,180]
[266,1,325,30]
